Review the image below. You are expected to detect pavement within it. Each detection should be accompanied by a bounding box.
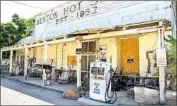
[1,75,75,93]
[78,92,138,105]
[1,76,176,105]
[1,78,82,105]
[78,97,119,105]
[1,86,53,105]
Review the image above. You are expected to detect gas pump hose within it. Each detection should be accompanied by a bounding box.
[84,87,89,98]
[83,73,89,98]
[105,69,117,104]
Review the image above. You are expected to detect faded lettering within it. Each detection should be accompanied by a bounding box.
[36,1,100,26]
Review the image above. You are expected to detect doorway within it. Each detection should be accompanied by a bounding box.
[120,37,139,75]
[81,40,96,81]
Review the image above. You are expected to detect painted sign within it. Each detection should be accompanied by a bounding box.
[67,56,77,66]
[34,1,104,39]
[31,1,171,43]
[35,1,100,26]
[93,83,100,94]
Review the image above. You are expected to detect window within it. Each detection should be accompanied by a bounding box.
[81,40,96,72]
[98,67,104,75]
[81,56,87,71]
[82,42,88,53]
[91,67,98,75]
[89,55,96,67]
[89,41,96,53]
[81,41,96,53]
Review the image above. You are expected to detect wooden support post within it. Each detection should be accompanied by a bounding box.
[110,38,118,70]
[157,21,166,104]
[96,32,100,62]
[9,49,13,75]
[24,47,28,80]
[43,44,48,85]
[76,37,82,88]
[44,44,48,63]
[77,54,81,87]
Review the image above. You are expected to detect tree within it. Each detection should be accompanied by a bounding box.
[165,35,176,90]
[0,22,18,47]
[0,14,35,58]
[0,14,35,48]
[23,18,35,38]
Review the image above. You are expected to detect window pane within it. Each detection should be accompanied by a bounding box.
[89,41,96,53]
[81,56,87,71]
[91,67,98,75]
[98,67,104,75]
[82,42,88,53]
[88,55,96,69]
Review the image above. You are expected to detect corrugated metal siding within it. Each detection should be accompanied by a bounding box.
[17,1,172,45]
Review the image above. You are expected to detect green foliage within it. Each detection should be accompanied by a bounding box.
[23,18,35,38]
[165,35,176,89]
[0,14,35,48]
[1,23,17,47]
[165,35,176,68]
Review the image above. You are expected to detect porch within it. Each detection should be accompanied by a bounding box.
[2,75,76,93]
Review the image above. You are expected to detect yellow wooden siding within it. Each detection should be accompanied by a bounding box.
[47,44,57,66]
[28,48,34,57]
[35,46,43,64]
[139,31,171,76]
[99,38,118,69]
[116,38,121,70]
[56,42,77,69]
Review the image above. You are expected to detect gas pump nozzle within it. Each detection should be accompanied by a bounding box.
[109,67,115,75]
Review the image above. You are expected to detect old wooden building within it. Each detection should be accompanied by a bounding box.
[1,1,173,89]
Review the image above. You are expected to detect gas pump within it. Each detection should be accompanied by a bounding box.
[89,62,117,104]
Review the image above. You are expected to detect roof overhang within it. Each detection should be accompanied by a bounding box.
[0,19,171,52]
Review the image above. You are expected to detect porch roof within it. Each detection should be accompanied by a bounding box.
[1,19,171,52]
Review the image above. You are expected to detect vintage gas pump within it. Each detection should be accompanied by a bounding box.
[89,62,117,104]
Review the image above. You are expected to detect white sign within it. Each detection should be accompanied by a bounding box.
[34,1,103,38]
[35,1,101,26]
[32,1,171,42]
[156,48,167,67]
[34,1,145,39]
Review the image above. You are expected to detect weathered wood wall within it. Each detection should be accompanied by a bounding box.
[17,1,172,45]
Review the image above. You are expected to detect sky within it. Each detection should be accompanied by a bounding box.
[1,1,68,23]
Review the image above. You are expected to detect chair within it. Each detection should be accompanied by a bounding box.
[58,70,70,84]
[57,69,76,84]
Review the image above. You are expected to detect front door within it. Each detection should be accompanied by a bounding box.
[120,37,139,75]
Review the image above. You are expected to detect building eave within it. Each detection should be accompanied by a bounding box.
[1,19,172,52]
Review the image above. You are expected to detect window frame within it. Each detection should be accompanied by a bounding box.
[81,40,96,72]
